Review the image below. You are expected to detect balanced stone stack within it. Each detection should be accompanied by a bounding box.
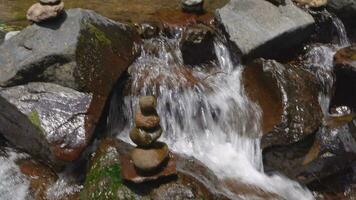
[130,96,169,173]
[27,0,65,23]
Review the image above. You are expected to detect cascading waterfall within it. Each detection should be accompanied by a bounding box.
[109,35,313,199]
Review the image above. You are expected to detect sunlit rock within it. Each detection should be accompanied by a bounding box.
[26,2,64,23]
[0,82,92,168]
[216,0,315,59]
[0,8,140,166]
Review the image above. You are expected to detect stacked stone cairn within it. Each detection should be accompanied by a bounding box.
[27,0,65,23]
[130,96,170,173]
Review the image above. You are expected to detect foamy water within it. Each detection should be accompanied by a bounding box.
[110,36,314,199]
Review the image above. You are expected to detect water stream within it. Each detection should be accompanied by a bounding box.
[109,35,314,199]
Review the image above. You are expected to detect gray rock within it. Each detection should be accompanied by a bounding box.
[0,82,92,168]
[0,8,140,90]
[0,9,140,166]
[216,0,315,58]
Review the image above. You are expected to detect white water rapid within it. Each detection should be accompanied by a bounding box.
[110,36,314,199]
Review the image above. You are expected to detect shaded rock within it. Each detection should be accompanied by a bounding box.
[331,45,356,112]
[82,138,230,200]
[181,0,205,13]
[0,29,6,44]
[139,96,158,115]
[0,9,140,166]
[0,82,92,167]
[26,2,64,23]
[243,59,322,148]
[131,142,169,172]
[40,0,61,5]
[135,22,162,39]
[180,23,215,65]
[327,0,356,27]
[265,0,286,6]
[264,114,356,185]
[130,127,162,148]
[216,0,315,59]
[294,0,328,7]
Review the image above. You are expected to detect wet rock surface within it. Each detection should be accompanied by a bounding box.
[331,45,356,112]
[264,113,356,185]
[0,8,140,167]
[180,23,215,65]
[0,82,92,167]
[327,0,356,27]
[216,0,315,59]
[243,59,323,148]
[81,138,225,200]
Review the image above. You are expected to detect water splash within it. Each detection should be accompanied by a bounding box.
[110,37,313,199]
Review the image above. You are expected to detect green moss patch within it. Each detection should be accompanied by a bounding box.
[28,110,44,133]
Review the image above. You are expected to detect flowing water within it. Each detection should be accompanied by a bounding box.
[109,35,314,199]
[304,11,350,115]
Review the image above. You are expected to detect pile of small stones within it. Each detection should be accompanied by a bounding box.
[130,96,169,172]
[27,0,64,23]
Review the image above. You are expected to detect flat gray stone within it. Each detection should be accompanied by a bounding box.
[216,0,315,58]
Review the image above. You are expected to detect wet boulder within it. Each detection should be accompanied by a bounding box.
[264,113,356,185]
[216,0,315,59]
[81,138,230,200]
[243,59,323,148]
[327,0,356,27]
[0,82,92,168]
[0,8,140,166]
[331,45,356,112]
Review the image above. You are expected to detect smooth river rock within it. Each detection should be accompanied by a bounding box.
[0,9,140,166]
[0,82,92,168]
[216,0,315,58]
[131,142,169,172]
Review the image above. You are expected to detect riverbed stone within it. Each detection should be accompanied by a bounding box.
[216,0,315,59]
[0,82,92,168]
[0,30,5,45]
[243,59,322,148]
[26,2,64,23]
